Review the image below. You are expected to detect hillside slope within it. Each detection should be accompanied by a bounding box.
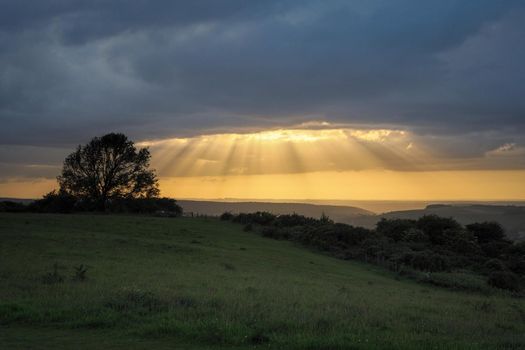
[0,213,524,349]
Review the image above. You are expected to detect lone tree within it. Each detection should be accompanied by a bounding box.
[58,133,159,209]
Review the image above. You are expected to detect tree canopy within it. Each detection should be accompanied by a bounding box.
[58,133,159,208]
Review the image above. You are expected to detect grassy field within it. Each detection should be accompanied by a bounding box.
[0,213,524,349]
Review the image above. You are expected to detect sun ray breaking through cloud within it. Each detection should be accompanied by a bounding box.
[116,126,525,201]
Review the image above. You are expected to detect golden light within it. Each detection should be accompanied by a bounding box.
[135,127,525,201]
[245,129,347,142]
[138,127,422,177]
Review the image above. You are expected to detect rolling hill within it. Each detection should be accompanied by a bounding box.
[1,213,524,349]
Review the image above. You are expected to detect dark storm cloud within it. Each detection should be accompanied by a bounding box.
[1,0,525,169]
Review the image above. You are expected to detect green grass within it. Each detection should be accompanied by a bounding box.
[0,213,524,349]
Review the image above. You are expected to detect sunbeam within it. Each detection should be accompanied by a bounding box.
[131,127,525,201]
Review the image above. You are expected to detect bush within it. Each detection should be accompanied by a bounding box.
[407,251,451,272]
[261,226,278,238]
[376,218,416,242]
[484,259,506,272]
[488,271,520,291]
[417,215,462,245]
[106,197,182,215]
[480,241,512,258]
[0,201,28,213]
[467,222,506,244]
[403,228,428,243]
[24,192,182,215]
[29,190,77,213]
[447,236,481,256]
[305,223,371,250]
[233,212,276,225]
[506,256,525,275]
[220,212,234,221]
[273,213,318,227]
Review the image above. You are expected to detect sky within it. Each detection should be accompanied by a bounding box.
[1,0,525,200]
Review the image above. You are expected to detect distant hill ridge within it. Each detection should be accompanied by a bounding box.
[177,200,374,221]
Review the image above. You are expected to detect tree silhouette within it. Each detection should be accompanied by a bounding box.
[58,133,159,209]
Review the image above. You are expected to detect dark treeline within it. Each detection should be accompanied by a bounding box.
[0,193,182,216]
[222,211,525,292]
[0,133,182,216]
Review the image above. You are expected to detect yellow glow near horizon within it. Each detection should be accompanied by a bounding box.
[3,127,525,201]
[3,170,525,201]
[0,178,57,199]
[158,170,525,201]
